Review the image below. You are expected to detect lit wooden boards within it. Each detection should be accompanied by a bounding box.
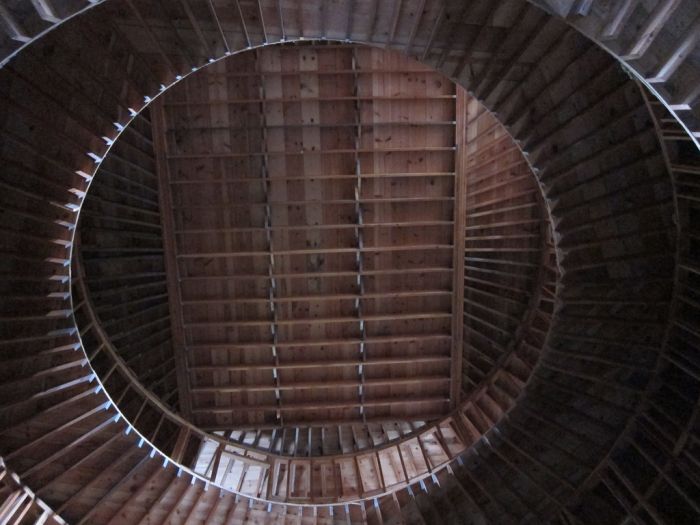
[154,43,456,428]
[76,110,181,409]
[460,95,547,391]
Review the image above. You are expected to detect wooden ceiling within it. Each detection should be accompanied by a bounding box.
[75,40,551,439]
[152,44,459,429]
[67,41,553,503]
[139,41,550,432]
[1,0,697,522]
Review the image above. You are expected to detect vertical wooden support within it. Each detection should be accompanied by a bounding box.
[150,99,193,418]
[171,427,191,463]
[351,46,367,423]
[255,48,284,427]
[450,87,468,409]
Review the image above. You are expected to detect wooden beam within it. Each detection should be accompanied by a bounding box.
[181,482,209,524]
[179,0,214,58]
[386,0,403,47]
[179,266,453,283]
[123,0,179,77]
[255,46,284,427]
[19,416,116,480]
[150,98,193,419]
[189,355,451,372]
[405,0,426,54]
[0,2,30,42]
[30,0,60,22]
[276,0,285,40]
[62,449,147,521]
[202,413,447,432]
[599,0,637,40]
[191,396,449,413]
[450,87,468,409]
[175,244,453,257]
[344,0,354,39]
[187,332,451,351]
[205,0,229,54]
[182,311,451,328]
[105,462,165,525]
[134,474,183,525]
[421,3,445,62]
[181,289,451,305]
[622,0,682,60]
[436,2,474,69]
[190,375,450,393]
[233,0,251,47]
[351,45,367,424]
[156,479,195,525]
[255,0,267,43]
[452,3,500,78]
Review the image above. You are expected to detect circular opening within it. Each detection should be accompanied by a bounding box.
[73,41,555,502]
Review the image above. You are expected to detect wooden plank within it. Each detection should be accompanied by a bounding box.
[189,355,451,372]
[623,0,682,59]
[191,396,449,413]
[351,45,367,425]
[151,43,458,426]
[191,375,450,393]
[150,99,193,418]
[449,87,469,409]
[30,0,60,22]
[0,3,30,42]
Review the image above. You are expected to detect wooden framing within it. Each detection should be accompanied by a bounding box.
[151,99,194,419]
[147,43,458,429]
[53,41,560,510]
[0,0,698,522]
[450,86,468,409]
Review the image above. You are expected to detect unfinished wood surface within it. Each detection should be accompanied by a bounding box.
[65,41,556,506]
[450,87,468,409]
[0,0,696,523]
[0,458,63,525]
[152,43,457,429]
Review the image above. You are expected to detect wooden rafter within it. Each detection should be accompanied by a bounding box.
[450,88,468,409]
[151,99,193,419]
[351,45,367,424]
[147,44,457,428]
[2,0,700,522]
[255,46,284,426]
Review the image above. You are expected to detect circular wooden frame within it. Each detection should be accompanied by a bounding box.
[0,1,697,522]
